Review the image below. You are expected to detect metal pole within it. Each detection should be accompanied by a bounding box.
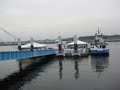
[30,37,34,51]
[18,38,21,50]
[58,36,62,52]
[74,35,78,51]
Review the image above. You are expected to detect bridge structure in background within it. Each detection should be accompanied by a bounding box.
[0,27,58,61]
[0,50,56,61]
[0,27,17,41]
[0,27,18,45]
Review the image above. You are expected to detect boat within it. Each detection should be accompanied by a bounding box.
[90,29,109,55]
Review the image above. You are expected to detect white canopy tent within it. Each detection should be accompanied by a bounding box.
[66,40,89,49]
[67,40,88,45]
[21,42,47,49]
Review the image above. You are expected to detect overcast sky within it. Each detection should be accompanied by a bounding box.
[0,0,120,41]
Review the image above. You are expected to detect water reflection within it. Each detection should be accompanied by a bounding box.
[18,57,45,71]
[59,59,63,80]
[0,56,55,90]
[0,56,110,89]
[74,59,79,79]
[91,56,109,78]
[58,57,81,80]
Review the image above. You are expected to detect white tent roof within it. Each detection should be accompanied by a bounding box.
[67,40,88,45]
[21,42,47,48]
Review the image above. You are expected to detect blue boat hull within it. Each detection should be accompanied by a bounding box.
[90,49,109,56]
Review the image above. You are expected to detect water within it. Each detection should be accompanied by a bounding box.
[0,42,120,90]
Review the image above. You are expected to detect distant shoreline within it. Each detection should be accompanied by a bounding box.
[0,35,120,46]
[63,35,120,43]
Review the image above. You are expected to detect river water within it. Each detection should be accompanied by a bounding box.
[0,42,120,90]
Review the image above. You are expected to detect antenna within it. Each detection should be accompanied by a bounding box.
[98,27,100,34]
[58,32,60,36]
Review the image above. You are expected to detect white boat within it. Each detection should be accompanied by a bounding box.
[90,29,109,55]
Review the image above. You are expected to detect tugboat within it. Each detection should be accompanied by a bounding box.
[90,28,109,55]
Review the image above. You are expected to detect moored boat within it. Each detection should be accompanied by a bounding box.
[90,29,109,55]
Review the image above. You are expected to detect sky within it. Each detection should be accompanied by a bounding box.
[0,0,120,41]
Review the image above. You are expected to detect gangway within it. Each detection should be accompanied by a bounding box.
[0,50,56,61]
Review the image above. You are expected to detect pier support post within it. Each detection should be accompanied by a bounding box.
[18,38,21,50]
[30,38,34,51]
[58,36,62,53]
[74,35,78,52]
[19,60,23,71]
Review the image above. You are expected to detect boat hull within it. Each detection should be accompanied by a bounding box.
[90,49,109,56]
